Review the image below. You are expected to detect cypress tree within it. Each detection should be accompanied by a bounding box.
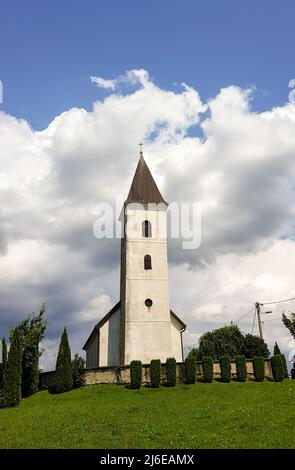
[49,327,73,394]
[166,357,177,387]
[235,355,247,382]
[274,341,281,355]
[271,355,284,382]
[219,355,231,382]
[2,338,7,367]
[1,329,22,408]
[0,338,7,390]
[150,359,161,388]
[185,356,196,384]
[130,360,142,389]
[280,354,289,378]
[202,356,214,383]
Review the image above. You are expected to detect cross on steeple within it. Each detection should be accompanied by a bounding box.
[139,141,143,157]
[126,144,167,205]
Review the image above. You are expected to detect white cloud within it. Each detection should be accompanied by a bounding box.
[171,239,295,358]
[90,69,154,92]
[90,76,116,90]
[1,69,295,370]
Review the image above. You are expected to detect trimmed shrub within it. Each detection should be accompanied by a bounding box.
[49,327,73,394]
[130,360,142,389]
[185,356,196,384]
[166,357,177,387]
[202,356,213,383]
[150,359,161,388]
[219,355,231,382]
[235,355,247,382]
[271,355,284,382]
[280,354,288,378]
[252,356,264,382]
[72,353,85,388]
[1,329,22,408]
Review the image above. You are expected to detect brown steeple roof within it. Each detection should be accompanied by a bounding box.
[126,151,167,205]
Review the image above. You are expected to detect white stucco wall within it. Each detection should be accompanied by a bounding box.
[123,206,177,364]
[85,333,98,369]
[170,316,183,362]
[99,306,121,367]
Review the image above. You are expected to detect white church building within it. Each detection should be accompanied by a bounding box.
[83,149,186,367]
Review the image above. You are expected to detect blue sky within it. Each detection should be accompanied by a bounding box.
[0,0,294,130]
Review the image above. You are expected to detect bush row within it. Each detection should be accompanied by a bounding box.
[130,357,180,389]
[129,353,288,388]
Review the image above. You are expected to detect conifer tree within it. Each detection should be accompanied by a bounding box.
[49,327,73,394]
[274,341,281,355]
[2,338,7,367]
[1,329,22,408]
[0,338,7,390]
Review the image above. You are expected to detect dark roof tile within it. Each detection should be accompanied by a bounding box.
[126,154,167,205]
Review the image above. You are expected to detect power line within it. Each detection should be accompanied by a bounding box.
[259,295,295,306]
[233,306,255,324]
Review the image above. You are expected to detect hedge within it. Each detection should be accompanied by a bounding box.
[130,360,142,389]
[252,356,264,382]
[202,356,213,383]
[219,355,231,382]
[185,356,196,384]
[271,355,284,382]
[166,357,177,387]
[150,359,161,388]
[235,355,247,382]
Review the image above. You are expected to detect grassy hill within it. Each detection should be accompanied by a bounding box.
[0,380,294,448]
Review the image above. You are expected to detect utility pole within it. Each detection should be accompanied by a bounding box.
[255,302,264,340]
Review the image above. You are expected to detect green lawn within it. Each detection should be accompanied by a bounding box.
[0,380,294,449]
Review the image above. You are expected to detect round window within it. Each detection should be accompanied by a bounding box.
[145,298,153,308]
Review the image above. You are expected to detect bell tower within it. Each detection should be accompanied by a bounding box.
[119,148,173,364]
[83,146,186,369]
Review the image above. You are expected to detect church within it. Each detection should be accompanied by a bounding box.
[83,148,186,367]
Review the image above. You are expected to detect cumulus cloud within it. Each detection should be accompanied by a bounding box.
[1,69,295,369]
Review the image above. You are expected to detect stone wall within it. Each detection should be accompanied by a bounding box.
[39,359,273,388]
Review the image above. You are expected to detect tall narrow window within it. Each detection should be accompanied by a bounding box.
[142,220,152,237]
[144,254,152,270]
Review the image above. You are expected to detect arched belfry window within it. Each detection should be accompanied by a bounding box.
[144,254,152,270]
[142,220,152,238]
